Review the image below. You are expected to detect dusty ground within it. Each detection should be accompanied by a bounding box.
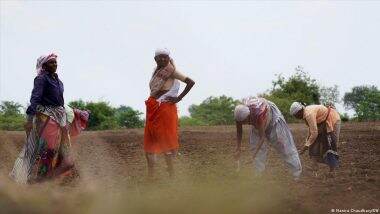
[0,122,379,214]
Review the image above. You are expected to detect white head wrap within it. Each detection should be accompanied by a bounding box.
[155,48,170,57]
[234,104,250,122]
[289,102,304,116]
[36,53,58,75]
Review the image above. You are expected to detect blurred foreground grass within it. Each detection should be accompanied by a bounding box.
[0,162,307,214]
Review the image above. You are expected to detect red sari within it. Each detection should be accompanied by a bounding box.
[9,107,88,184]
[144,97,179,154]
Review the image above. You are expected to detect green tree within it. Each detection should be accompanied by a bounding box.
[69,100,118,130]
[85,101,118,130]
[69,100,144,130]
[115,105,144,128]
[0,101,23,116]
[343,85,380,121]
[68,99,86,110]
[188,95,239,125]
[264,66,321,121]
[319,85,340,107]
[0,101,25,131]
[271,67,320,105]
[98,117,119,130]
[340,113,350,122]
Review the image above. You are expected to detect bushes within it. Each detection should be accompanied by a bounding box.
[179,116,206,126]
[340,113,350,122]
[343,86,380,121]
[187,96,239,126]
[115,105,144,128]
[261,68,322,122]
[270,69,320,106]
[182,67,345,125]
[0,101,25,131]
[0,100,145,131]
[84,101,117,130]
[69,100,144,130]
[0,114,25,131]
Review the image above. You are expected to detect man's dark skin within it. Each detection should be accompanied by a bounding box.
[24,59,58,133]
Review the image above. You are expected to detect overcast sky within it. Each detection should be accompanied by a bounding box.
[1,1,379,116]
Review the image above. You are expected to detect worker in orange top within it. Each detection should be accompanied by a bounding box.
[290,102,341,174]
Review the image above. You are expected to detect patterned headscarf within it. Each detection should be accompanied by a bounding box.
[289,102,304,116]
[154,48,170,57]
[36,53,58,75]
[234,104,250,122]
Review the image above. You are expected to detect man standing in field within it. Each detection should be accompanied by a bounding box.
[234,97,302,180]
[144,48,195,179]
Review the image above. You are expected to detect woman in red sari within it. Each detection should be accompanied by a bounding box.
[9,53,89,184]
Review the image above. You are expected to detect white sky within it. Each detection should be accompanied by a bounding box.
[1,1,379,116]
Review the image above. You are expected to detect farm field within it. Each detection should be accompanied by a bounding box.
[0,122,379,214]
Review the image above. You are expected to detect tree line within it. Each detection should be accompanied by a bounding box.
[1,67,379,130]
[182,68,378,126]
[0,101,144,131]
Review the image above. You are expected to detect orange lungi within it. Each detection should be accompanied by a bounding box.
[144,97,179,154]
